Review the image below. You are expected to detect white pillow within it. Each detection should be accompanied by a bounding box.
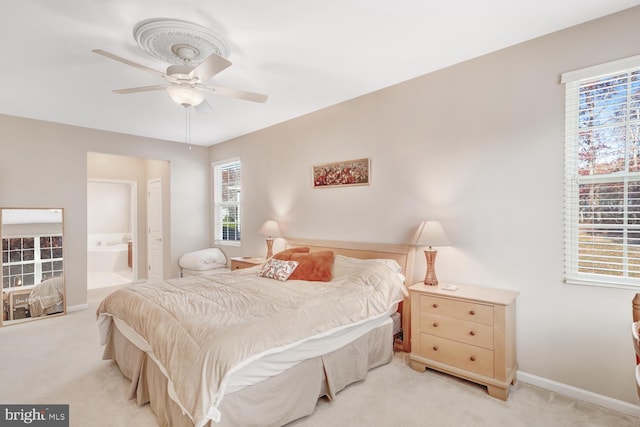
[332,255,404,279]
[370,258,403,273]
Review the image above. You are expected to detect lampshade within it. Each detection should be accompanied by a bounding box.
[413,220,451,248]
[166,85,206,106]
[258,220,282,238]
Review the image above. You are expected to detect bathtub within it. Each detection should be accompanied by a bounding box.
[87,243,130,273]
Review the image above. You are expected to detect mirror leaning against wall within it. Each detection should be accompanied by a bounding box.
[1,208,65,326]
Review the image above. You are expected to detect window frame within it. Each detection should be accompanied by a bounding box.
[562,55,640,290]
[212,157,242,246]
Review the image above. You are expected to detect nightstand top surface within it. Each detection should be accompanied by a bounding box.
[230,256,265,263]
[409,282,518,305]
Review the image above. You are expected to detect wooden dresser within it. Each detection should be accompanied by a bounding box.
[409,282,519,400]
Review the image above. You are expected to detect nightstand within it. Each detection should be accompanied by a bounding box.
[230,256,265,270]
[409,282,519,400]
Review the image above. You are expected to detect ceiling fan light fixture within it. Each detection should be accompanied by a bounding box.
[166,86,206,106]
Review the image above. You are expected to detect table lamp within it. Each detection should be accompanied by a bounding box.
[414,220,451,286]
[258,220,282,259]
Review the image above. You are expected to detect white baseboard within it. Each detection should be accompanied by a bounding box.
[66,303,88,313]
[518,370,640,418]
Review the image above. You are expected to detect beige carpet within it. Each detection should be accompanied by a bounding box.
[0,286,637,427]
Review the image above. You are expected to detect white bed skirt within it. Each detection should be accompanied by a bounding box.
[104,317,394,426]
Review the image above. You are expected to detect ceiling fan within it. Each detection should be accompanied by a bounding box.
[93,46,267,110]
[92,18,267,111]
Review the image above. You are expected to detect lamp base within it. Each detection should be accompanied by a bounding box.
[424,249,439,286]
[265,238,274,259]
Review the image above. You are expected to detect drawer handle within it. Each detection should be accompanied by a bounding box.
[469,330,476,336]
[432,322,439,328]
[432,346,439,351]
[469,310,475,315]
[470,356,476,362]
[432,303,438,308]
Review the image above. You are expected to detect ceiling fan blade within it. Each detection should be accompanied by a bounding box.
[201,85,268,103]
[194,100,213,113]
[189,53,232,82]
[112,85,168,94]
[92,49,166,79]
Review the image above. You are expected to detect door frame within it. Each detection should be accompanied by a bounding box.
[147,178,163,282]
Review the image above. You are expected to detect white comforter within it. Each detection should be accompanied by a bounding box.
[96,256,407,426]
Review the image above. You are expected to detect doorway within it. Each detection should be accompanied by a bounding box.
[87,152,170,289]
[87,179,137,289]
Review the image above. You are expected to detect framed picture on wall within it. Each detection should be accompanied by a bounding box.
[312,158,370,188]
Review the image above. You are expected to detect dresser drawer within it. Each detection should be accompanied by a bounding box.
[419,295,455,317]
[454,300,494,326]
[419,334,494,378]
[420,295,494,326]
[419,313,494,349]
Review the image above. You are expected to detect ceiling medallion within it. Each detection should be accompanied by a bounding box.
[133,18,230,65]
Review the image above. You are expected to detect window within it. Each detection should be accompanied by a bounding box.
[563,56,640,288]
[2,234,64,288]
[213,158,241,244]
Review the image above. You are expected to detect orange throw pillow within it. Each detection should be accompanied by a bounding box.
[288,251,334,282]
[272,247,310,260]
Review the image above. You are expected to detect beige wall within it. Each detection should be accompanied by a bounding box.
[0,116,211,307]
[210,8,640,406]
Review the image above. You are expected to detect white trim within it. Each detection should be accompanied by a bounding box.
[213,240,241,247]
[211,156,241,168]
[518,370,640,417]
[561,54,640,83]
[566,278,640,291]
[67,303,88,313]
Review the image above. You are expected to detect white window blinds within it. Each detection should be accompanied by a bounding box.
[213,158,241,244]
[563,58,640,288]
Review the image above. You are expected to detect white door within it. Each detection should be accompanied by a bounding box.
[147,179,163,282]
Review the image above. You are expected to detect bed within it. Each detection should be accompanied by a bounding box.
[96,238,414,427]
[28,276,65,317]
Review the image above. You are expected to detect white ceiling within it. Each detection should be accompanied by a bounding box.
[2,1,639,146]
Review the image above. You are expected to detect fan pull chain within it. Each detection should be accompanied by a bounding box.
[184,106,192,150]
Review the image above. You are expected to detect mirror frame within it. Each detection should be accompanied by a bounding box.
[1,208,66,326]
